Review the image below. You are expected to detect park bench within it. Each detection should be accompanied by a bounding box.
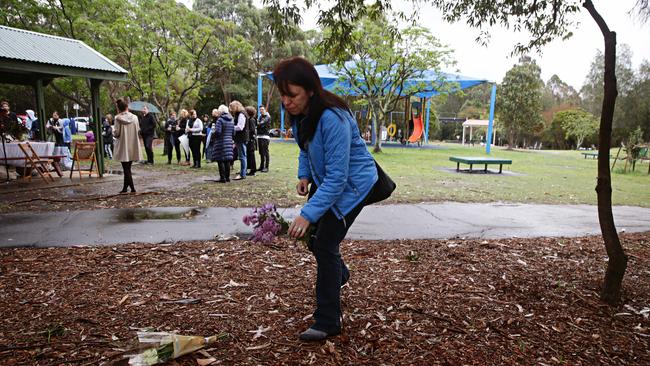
[449,156,512,174]
[581,152,598,159]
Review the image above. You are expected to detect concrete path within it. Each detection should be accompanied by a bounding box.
[2,203,650,248]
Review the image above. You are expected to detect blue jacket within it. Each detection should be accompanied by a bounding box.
[62,119,72,143]
[293,108,378,223]
[211,113,234,162]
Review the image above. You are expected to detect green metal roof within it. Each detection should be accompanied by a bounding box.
[0,25,128,83]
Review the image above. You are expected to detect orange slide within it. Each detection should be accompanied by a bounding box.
[408,116,423,143]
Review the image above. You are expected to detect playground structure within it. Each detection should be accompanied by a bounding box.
[257,61,498,153]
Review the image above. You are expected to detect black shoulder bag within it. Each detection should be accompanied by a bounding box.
[365,160,396,205]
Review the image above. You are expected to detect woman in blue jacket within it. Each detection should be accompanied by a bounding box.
[273,57,378,341]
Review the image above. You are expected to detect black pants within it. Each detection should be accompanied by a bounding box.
[120,161,135,192]
[142,134,154,164]
[247,141,257,175]
[217,161,231,182]
[167,138,181,163]
[308,193,367,334]
[163,132,171,156]
[189,135,202,167]
[258,138,269,170]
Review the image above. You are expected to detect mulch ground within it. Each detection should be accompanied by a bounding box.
[1,232,649,365]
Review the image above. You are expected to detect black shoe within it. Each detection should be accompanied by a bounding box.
[299,328,339,342]
[167,161,171,165]
[261,168,269,173]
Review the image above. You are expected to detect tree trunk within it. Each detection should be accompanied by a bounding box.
[372,108,384,153]
[584,0,627,305]
[507,129,517,150]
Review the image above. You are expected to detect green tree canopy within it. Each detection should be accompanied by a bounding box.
[498,57,544,148]
[553,109,599,149]
[330,12,454,152]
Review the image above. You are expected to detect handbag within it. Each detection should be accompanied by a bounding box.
[365,159,396,205]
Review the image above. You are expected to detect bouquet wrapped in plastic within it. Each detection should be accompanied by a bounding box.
[242,203,312,244]
[128,331,222,365]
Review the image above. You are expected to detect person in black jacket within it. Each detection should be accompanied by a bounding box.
[165,111,181,164]
[139,105,157,164]
[245,106,257,176]
[256,106,271,172]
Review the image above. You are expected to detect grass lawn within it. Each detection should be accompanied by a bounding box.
[100,140,649,208]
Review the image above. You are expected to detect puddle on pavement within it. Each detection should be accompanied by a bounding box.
[116,208,202,222]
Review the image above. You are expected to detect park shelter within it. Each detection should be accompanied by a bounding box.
[462,119,497,146]
[0,25,128,175]
[257,61,498,153]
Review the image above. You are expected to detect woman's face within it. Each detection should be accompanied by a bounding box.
[281,83,312,116]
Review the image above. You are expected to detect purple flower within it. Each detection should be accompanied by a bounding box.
[242,215,252,226]
[243,203,295,243]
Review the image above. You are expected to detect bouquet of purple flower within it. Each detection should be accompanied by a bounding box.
[242,203,311,244]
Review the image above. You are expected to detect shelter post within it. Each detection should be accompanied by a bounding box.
[424,98,431,144]
[257,74,263,113]
[486,83,497,154]
[34,79,46,141]
[90,79,104,176]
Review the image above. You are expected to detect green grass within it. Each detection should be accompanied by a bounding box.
[104,141,650,208]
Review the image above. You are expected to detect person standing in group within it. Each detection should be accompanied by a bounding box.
[62,118,72,150]
[26,109,41,140]
[139,105,157,165]
[256,105,271,172]
[46,111,64,146]
[102,114,114,159]
[0,101,20,128]
[230,100,248,180]
[245,106,257,176]
[210,105,234,183]
[164,111,176,162]
[201,114,210,160]
[165,111,181,164]
[113,98,142,194]
[177,109,191,165]
[186,109,204,169]
[205,109,218,162]
[25,109,38,140]
[273,57,378,342]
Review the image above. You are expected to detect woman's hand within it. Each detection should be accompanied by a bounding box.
[288,215,310,239]
[296,179,310,196]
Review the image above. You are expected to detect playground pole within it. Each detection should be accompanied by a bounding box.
[486,83,497,154]
[280,103,285,139]
[424,98,431,144]
[257,74,263,113]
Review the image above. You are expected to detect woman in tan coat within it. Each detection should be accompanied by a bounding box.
[113,98,142,193]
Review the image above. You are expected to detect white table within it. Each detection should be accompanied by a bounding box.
[0,141,55,167]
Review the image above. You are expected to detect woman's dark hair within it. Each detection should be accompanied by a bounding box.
[272,57,349,149]
[116,98,128,112]
[245,106,256,118]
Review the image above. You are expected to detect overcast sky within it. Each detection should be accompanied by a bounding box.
[180,0,649,90]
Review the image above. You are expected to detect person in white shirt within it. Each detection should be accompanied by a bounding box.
[229,100,248,180]
[185,109,204,168]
